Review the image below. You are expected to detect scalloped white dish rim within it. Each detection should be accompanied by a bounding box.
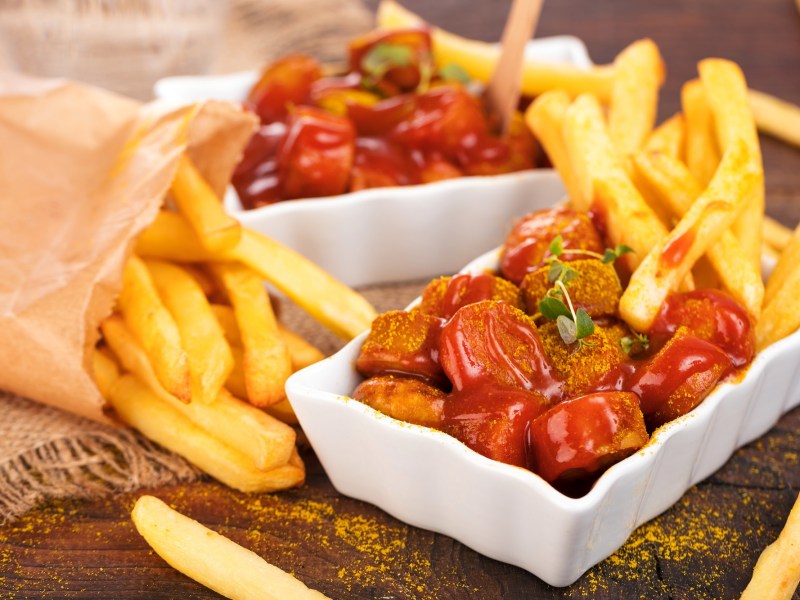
[286,245,800,587]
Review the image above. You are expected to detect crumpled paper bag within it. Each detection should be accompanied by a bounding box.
[0,73,256,424]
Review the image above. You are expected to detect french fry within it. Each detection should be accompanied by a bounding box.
[608,39,665,158]
[748,88,800,149]
[375,0,616,101]
[699,58,764,269]
[764,225,800,307]
[146,260,233,404]
[211,263,291,408]
[170,154,241,252]
[741,492,800,600]
[102,316,293,470]
[225,344,249,400]
[108,375,304,492]
[131,495,327,600]
[763,215,794,252]
[101,313,186,405]
[278,323,325,371]
[525,90,584,204]
[212,303,323,372]
[642,113,685,160]
[211,303,243,347]
[632,150,764,317]
[265,399,300,427]
[135,210,218,263]
[117,255,192,402]
[621,138,760,331]
[92,347,120,399]
[562,93,669,269]
[136,212,377,341]
[681,79,720,185]
[229,229,377,341]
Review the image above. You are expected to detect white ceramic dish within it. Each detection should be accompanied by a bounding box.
[285,201,800,588]
[153,36,591,286]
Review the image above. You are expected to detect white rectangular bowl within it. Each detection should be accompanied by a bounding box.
[153,36,591,287]
[285,209,800,587]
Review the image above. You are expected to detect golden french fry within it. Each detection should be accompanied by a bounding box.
[117,255,192,402]
[699,58,764,269]
[621,138,760,331]
[265,399,300,427]
[211,303,243,347]
[181,264,217,297]
[213,303,324,372]
[108,375,304,492]
[101,313,186,404]
[763,215,794,252]
[137,212,377,341]
[748,88,800,149]
[632,149,764,317]
[102,315,291,470]
[229,229,377,341]
[211,263,291,408]
[562,93,669,269]
[131,495,326,600]
[146,260,233,404]
[375,0,616,101]
[741,492,800,600]
[608,39,665,158]
[681,79,721,185]
[643,113,685,160]
[758,259,800,350]
[135,210,217,263]
[525,90,584,205]
[278,323,325,371]
[225,344,249,400]
[764,225,800,307]
[171,154,241,252]
[92,347,120,399]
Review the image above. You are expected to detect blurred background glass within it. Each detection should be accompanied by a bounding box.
[0,0,229,99]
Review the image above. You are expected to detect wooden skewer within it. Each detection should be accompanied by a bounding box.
[485,0,545,135]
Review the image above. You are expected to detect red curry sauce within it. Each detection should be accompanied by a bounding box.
[353,207,756,496]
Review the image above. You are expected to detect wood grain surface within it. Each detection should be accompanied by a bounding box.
[2,1,800,598]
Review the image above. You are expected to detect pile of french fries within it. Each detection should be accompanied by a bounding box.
[93,153,377,493]
[522,45,798,348]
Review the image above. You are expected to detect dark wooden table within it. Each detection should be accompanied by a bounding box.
[2,1,800,598]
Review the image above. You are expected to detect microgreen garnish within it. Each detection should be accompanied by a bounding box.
[438,63,470,84]
[620,332,650,355]
[602,244,635,264]
[361,42,413,82]
[360,42,436,93]
[537,235,634,349]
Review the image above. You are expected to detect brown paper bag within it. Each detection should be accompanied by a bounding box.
[0,73,256,424]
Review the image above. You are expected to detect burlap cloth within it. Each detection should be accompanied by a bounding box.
[0,0,427,524]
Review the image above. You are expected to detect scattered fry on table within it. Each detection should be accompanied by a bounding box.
[748,88,800,149]
[741,492,800,600]
[131,495,329,600]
